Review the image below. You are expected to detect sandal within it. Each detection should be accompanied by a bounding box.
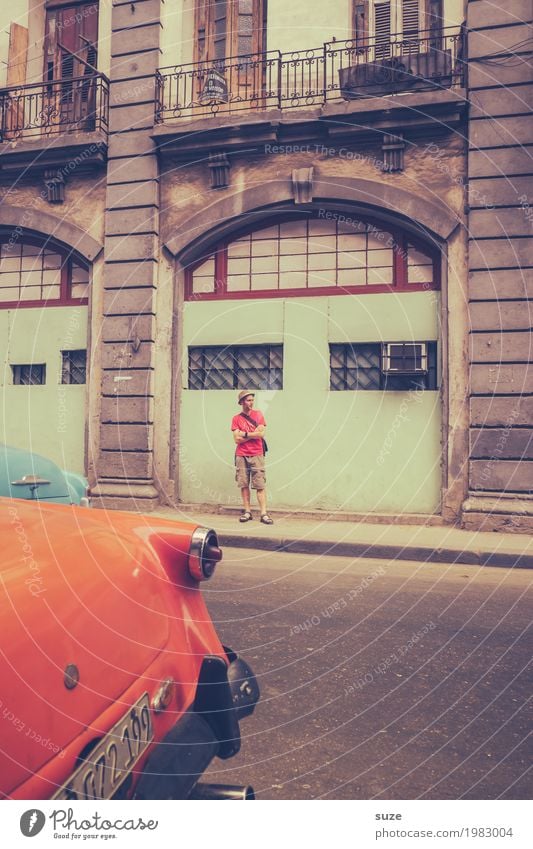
[239,511,253,522]
[260,514,274,525]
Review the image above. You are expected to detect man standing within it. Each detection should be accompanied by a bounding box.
[231,390,273,524]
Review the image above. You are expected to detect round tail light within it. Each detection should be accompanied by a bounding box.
[188,528,222,581]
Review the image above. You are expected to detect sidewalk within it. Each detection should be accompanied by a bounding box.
[152,506,533,569]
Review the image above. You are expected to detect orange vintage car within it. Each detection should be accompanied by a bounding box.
[0,497,259,800]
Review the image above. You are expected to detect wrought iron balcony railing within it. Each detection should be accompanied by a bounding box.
[0,73,109,142]
[156,27,464,123]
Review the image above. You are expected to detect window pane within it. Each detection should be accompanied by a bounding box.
[228,240,251,258]
[308,219,336,235]
[251,273,278,290]
[227,274,250,291]
[338,268,367,286]
[71,263,89,283]
[367,249,393,267]
[251,238,278,257]
[338,251,366,269]
[280,237,307,255]
[408,265,434,284]
[0,257,21,273]
[21,244,40,256]
[252,255,278,273]
[279,271,306,289]
[227,257,250,275]
[43,285,61,299]
[279,220,307,238]
[338,233,367,251]
[0,287,19,302]
[308,252,336,271]
[367,268,393,285]
[308,235,336,253]
[20,270,42,287]
[71,282,89,299]
[279,254,306,272]
[192,276,215,294]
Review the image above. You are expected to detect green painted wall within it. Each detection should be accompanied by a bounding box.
[178,291,441,514]
[0,306,88,474]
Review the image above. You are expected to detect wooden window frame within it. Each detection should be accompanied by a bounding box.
[185,213,441,301]
[0,236,90,310]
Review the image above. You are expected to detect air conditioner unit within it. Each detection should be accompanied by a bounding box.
[382,342,428,374]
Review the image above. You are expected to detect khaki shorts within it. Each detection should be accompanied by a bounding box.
[235,454,266,490]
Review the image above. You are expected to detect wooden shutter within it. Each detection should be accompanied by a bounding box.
[401,0,419,36]
[374,2,391,57]
[195,1,265,63]
[353,1,369,49]
[44,3,98,80]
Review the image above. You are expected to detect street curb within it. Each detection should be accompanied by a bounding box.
[218,532,533,569]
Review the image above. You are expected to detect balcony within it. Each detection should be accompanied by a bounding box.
[0,74,109,176]
[156,27,464,125]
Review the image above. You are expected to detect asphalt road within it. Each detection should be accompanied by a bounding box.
[202,548,532,800]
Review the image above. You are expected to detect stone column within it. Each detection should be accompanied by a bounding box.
[92,0,163,510]
[463,0,533,531]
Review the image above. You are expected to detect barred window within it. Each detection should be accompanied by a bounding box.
[61,350,87,385]
[12,364,46,386]
[189,345,283,390]
[0,239,90,308]
[330,342,438,390]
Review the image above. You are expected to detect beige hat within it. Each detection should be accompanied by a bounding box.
[238,390,255,404]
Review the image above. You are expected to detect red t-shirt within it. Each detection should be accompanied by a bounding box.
[231,409,266,456]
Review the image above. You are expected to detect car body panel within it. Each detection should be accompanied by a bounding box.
[0,498,228,799]
[0,444,89,505]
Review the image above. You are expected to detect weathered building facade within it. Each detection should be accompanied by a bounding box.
[0,0,530,528]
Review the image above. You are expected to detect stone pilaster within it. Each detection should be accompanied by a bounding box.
[92,0,163,510]
[463,0,533,531]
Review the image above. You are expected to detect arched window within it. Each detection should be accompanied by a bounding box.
[186,213,439,300]
[0,237,90,308]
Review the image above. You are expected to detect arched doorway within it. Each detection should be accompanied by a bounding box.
[0,233,91,474]
[176,207,443,514]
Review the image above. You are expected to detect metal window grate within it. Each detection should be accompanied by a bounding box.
[189,345,283,390]
[61,350,87,385]
[12,364,46,386]
[330,342,438,390]
[330,344,381,390]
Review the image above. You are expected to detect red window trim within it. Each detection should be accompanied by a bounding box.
[0,236,90,310]
[185,213,441,301]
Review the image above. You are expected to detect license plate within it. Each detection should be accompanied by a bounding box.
[52,693,154,800]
